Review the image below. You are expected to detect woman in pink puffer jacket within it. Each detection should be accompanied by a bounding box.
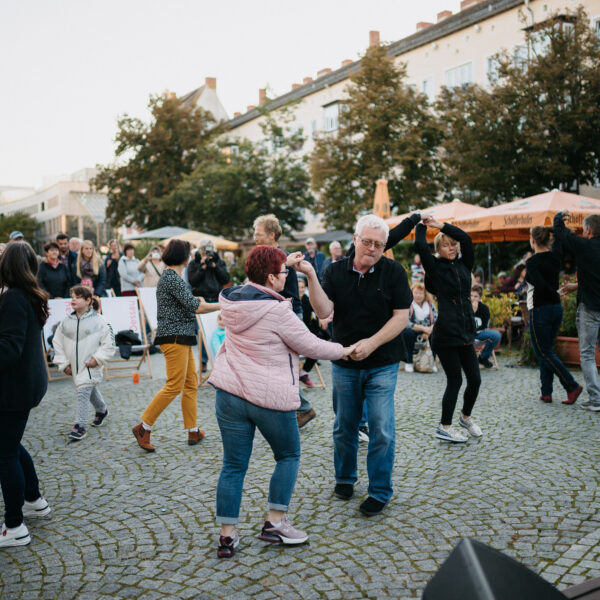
[208,245,355,558]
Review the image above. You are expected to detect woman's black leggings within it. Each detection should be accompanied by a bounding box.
[436,344,481,425]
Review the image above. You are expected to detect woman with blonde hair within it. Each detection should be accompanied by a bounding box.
[75,240,106,296]
[401,281,437,372]
[415,216,481,443]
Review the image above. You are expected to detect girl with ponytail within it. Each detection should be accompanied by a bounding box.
[526,226,582,405]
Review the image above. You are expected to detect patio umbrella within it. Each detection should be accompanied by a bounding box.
[453,190,600,242]
[385,199,490,242]
[164,230,239,251]
[123,226,192,240]
[372,179,394,258]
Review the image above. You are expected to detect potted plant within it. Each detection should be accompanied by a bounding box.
[554,275,600,366]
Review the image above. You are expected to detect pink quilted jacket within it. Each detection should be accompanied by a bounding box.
[207,282,344,411]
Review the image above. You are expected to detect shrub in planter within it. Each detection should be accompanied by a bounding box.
[483,292,516,329]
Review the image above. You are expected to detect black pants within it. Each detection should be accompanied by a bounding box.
[436,345,481,426]
[0,410,41,528]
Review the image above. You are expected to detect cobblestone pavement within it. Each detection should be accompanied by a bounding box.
[1,353,600,599]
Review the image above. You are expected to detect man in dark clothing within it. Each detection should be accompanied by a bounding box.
[471,284,500,369]
[253,214,315,427]
[304,237,326,280]
[298,214,412,516]
[55,233,77,285]
[554,211,600,411]
[187,239,230,303]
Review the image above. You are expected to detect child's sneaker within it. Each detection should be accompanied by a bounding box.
[22,497,51,517]
[68,424,87,441]
[0,523,31,547]
[92,409,109,427]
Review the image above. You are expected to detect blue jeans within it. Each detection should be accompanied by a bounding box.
[215,389,301,524]
[0,410,42,528]
[331,363,398,504]
[475,329,501,360]
[577,303,600,405]
[529,304,579,396]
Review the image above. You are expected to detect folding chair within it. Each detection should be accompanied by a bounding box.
[42,299,74,382]
[299,357,326,390]
[474,342,499,369]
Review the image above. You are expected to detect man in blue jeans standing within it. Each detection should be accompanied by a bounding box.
[554,211,600,411]
[297,214,411,516]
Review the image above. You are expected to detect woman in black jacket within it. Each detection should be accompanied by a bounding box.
[37,241,70,298]
[415,216,482,443]
[526,226,581,405]
[0,242,52,548]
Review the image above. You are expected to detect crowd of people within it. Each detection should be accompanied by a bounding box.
[0,209,598,557]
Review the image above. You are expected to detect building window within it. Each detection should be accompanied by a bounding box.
[422,77,434,101]
[593,17,600,37]
[486,56,499,83]
[322,102,339,133]
[444,62,473,88]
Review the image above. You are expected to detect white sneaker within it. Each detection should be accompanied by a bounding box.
[435,425,468,443]
[405,363,414,373]
[432,365,438,373]
[358,426,369,443]
[459,415,483,437]
[0,523,31,547]
[23,497,51,518]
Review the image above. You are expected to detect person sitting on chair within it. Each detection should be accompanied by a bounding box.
[471,284,501,369]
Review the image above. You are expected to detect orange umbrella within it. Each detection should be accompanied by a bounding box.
[372,179,394,258]
[453,190,600,242]
[385,199,489,242]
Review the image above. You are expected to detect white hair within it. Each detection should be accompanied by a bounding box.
[354,215,389,242]
[329,240,341,250]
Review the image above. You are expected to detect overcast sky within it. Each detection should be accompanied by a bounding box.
[0,0,460,188]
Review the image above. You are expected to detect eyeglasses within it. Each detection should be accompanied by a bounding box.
[277,267,289,275]
[357,236,386,250]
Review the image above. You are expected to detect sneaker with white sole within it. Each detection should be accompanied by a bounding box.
[459,415,483,437]
[22,497,51,518]
[0,523,31,547]
[432,365,438,373]
[358,426,369,443]
[405,363,414,373]
[258,516,308,545]
[585,403,600,412]
[435,425,468,443]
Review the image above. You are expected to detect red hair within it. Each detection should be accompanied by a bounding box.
[245,245,287,285]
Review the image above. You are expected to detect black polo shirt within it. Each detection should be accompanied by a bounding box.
[322,252,412,370]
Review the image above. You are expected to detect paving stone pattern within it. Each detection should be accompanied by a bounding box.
[1,354,600,599]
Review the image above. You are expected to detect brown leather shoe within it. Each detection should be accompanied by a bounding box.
[132,423,155,452]
[297,408,316,429]
[188,429,205,446]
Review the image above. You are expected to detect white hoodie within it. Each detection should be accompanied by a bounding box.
[53,308,116,388]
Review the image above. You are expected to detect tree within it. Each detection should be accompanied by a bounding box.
[0,212,40,244]
[92,93,217,228]
[166,118,314,239]
[438,7,600,205]
[310,44,443,230]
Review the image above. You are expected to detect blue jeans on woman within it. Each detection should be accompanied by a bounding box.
[0,410,42,528]
[331,363,398,504]
[215,388,301,524]
[529,303,579,397]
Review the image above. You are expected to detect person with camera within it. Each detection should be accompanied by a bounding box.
[137,245,165,288]
[187,239,230,303]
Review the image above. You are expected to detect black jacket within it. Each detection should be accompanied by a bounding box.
[187,255,230,302]
[37,261,71,298]
[0,288,48,411]
[554,213,600,311]
[105,253,123,296]
[415,223,476,348]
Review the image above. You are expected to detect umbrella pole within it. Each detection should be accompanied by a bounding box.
[487,243,492,288]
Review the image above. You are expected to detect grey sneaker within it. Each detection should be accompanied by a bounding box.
[22,497,51,517]
[585,403,600,412]
[435,425,468,443]
[258,516,308,545]
[459,415,483,437]
[580,399,594,408]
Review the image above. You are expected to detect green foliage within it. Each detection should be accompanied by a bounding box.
[133,239,162,260]
[559,275,578,337]
[437,7,600,204]
[483,292,517,328]
[166,118,314,239]
[310,45,443,230]
[92,93,218,229]
[0,212,40,245]
[519,329,538,366]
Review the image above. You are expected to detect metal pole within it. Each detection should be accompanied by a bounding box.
[487,242,492,287]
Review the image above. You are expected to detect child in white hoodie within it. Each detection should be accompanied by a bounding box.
[53,285,116,440]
